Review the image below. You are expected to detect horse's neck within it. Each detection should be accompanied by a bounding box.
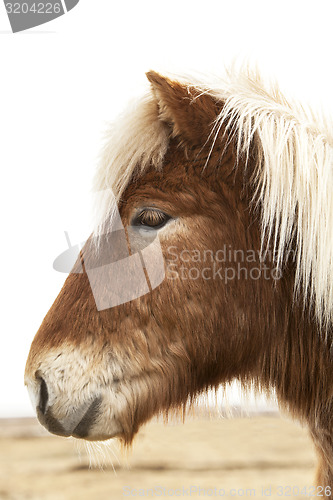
[312,425,333,491]
[266,294,331,420]
[263,285,333,486]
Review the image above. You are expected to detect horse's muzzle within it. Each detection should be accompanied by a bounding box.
[27,376,102,439]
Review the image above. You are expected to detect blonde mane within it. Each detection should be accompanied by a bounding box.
[93,68,333,330]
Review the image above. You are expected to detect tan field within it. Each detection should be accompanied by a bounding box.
[0,413,320,500]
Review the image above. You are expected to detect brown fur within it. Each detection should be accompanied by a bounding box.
[26,73,333,489]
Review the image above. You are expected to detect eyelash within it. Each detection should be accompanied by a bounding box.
[132,208,171,229]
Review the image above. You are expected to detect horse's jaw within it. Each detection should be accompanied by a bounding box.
[24,343,167,444]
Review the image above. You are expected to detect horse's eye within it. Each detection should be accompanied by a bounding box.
[131,208,171,229]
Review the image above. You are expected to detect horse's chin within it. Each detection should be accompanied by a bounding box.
[37,411,124,442]
[70,418,123,441]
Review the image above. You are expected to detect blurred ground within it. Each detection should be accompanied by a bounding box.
[0,414,317,500]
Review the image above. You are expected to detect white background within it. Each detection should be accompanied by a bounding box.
[1,0,333,417]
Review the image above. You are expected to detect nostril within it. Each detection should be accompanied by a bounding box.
[38,377,49,415]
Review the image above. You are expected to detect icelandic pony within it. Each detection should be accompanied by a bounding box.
[25,69,333,489]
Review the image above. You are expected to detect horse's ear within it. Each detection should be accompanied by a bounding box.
[146,71,220,146]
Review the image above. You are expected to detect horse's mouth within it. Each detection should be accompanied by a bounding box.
[35,395,116,440]
[70,397,103,438]
[26,362,129,442]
